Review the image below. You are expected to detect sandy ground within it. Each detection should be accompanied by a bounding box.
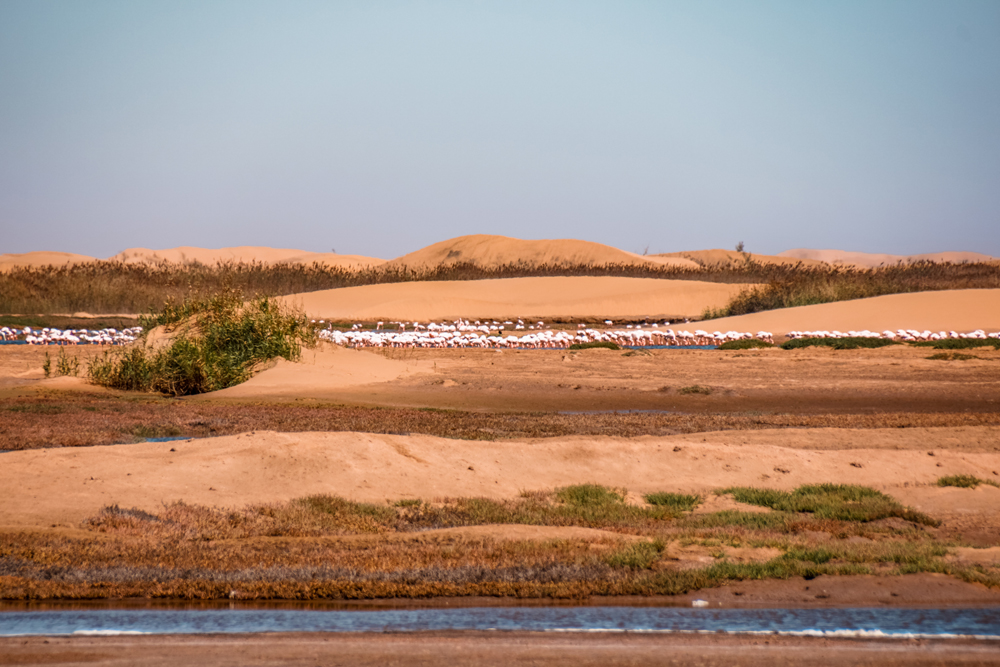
[280,276,753,322]
[108,246,384,269]
[3,428,999,531]
[3,631,999,666]
[704,289,1000,335]
[382,234,700,270]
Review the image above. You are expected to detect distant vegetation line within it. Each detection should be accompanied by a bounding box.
[0,258,997,316]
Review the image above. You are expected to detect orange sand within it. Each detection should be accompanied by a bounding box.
[280,276,752,321]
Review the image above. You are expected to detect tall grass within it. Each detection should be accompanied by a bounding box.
[2,256,996,316]
[87,291,315,396]
[703,259,1000,319]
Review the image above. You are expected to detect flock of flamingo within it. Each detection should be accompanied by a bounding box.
[2,321,997,348]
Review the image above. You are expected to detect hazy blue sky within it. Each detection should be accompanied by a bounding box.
[2,1,998,258]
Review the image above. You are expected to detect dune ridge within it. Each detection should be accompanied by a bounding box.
[2,428,998,529]
[778,248,998,268]
[383,235,700,270]
[280,276,752,322]
[703,289,1000,335]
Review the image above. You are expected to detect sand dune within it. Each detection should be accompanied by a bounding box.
[2,428,998,529]
[281,276,751,322]
[703,289,1000,334]
[0,251,96,271]
[655,249,826,268]
[384,235,700,270]
[110,246,385,269]
[209,343,429,399]
[779,248,998,268]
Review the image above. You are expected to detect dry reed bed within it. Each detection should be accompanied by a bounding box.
[1,259,997,316]
[2,486,996,601]
[3,395,998,451]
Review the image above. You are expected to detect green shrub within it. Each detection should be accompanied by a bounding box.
[644,492,701,512]
[926,352,977,361]
[678,385,712,395]
[55,348,80,376]
[937,474,999,489]
[568,341,621,350]
[604,540,666,569]
[555,483,626,507]
[780,337,899,350]
[718,339,774,350]
[720,484,938,526]
[88,292,315,396]
[910,338,1000,350]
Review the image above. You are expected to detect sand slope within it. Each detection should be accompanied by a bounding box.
[705,289,1000,334]
[2,428,998,529]
[0,251,96,271]
[281,277,751,322]
[110,246,384,269]
[656,249,826,268]
[384,235,700,270]
[779,248,998,268]
[209,344,428,399]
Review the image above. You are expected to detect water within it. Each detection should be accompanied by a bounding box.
[2,606,998,639]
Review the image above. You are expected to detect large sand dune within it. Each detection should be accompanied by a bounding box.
[704,289,1000,334]
[110,246,384,269]
[384,235,700,270]
[0,251,96,271]
[779,248,998,268]
[2,428,998,529]
[281,276,751,322]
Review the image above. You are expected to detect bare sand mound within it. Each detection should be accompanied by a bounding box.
[208,343,430,399]
[0,251,96,272]
[281,276,751,322]
[704,289,1000,334]
[656,249,826,268]
[384,235,699,270]
[3,428,998,529]
[109,246,384,269]
[779,248,998,267]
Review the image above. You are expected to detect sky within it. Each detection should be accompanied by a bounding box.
[1,0,998,259]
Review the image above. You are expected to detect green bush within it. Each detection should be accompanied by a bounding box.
[937,474,999,489]
[911,338,1000,350]
[720,484,938,525]
[568,341,621,350]
[88,292,315,396]
[926,352,977,361]
[780,337,899,350]
[678,385,712,395]
[718,339,774,350]
[644,492,701,512]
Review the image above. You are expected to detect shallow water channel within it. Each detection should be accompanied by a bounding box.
[1,605,998,639]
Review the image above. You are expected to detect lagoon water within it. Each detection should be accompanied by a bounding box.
[2,606,999,639]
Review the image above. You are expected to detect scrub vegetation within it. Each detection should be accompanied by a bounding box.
[1,257,997,316]
[86,291,315,396]
[2,483,993,601]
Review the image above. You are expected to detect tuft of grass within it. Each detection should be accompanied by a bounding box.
[555,483,626,507]
[568,341,621,350]
[88,292,315,396]
[911,338,1000,350]
[926,352,977,361]
[55,348,80,377]
[42,352,51,378]
[781,337,900,350]
[604,540,666,569]
[937,474,999,489]
[718,339,774,350]
[678,385,712,395]
[644,492,701,512]
[720,484,938,526]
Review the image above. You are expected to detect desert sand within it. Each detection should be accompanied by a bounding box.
[0,251,96,271]
[705,289,1000,334]
[778,248,998,267]
[3,428,999,530]
[109,246,384,269]
[383,234,701,270]
[280,276,753,322]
